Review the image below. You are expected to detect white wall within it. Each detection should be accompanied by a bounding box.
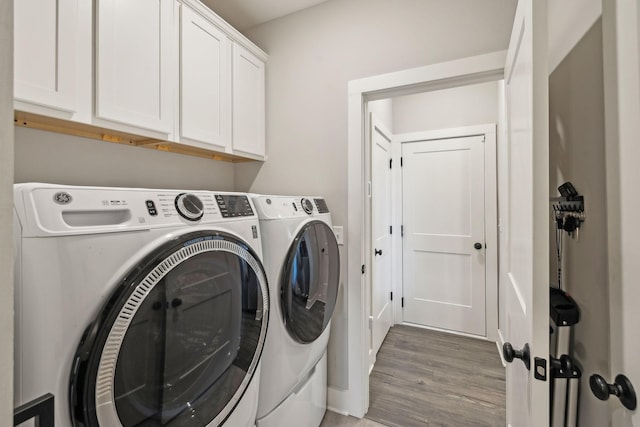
[368,98,393,132]
[231,0,517,395]
[0,0,13,424]
[15,128,235,190]
[548,0,601,72]
[392,81,499,134]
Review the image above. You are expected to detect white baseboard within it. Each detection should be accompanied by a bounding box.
[327,386,351,416]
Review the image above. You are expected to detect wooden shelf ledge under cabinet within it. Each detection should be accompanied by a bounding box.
[14,111,256,163]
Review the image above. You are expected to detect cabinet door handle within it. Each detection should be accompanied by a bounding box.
[374,248,382,256]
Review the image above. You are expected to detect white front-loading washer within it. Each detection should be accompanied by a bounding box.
[13,183,269,427]
[251,195,340,427]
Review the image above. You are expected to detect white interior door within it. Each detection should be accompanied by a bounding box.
[402,134,486,336]
[502,0,549,425]
[603,0,640,423]
[370,113,393,369]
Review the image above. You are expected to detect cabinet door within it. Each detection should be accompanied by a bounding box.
[96,0,173,133]
[232,43,265,158]
[180,5,230,150]
[14,0,77,113]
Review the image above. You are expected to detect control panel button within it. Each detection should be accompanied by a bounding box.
[175,193,204,221]
[145,200,158,216]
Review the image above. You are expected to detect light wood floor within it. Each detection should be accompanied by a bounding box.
[321,325,506,427]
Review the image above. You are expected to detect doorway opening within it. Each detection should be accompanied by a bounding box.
[343,51,507,417]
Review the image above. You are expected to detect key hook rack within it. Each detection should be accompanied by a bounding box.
[551,197,585,215]
[551,181,585,237]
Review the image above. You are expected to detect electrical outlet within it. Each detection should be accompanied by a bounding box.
[333,226,344,245]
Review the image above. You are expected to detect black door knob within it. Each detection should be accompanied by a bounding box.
[374,248,382,256]
[502,342,531,370]
[589,373,637,410]
[474,242,483,250]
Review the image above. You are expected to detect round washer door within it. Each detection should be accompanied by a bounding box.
[70,230,269,427]
[281,220,340,344]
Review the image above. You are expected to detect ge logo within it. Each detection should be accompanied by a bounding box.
[53,192,72,205]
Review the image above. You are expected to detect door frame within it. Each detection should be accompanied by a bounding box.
[603,0,640,423]
[342,51,506,417]
[395,124,498,341]
[0,0,14,423]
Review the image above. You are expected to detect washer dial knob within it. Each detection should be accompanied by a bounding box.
[301,198,314,215]
[175,193,204,221]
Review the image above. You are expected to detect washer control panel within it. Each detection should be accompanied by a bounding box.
[15,184,260,236]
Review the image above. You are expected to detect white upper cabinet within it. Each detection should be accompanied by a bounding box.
[180,5,230,150]
[232,43,266,159]
[95,0,174,134]
[14,0,78,114]
[13,0,267,161]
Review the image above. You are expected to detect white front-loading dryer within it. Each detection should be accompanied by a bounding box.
[13,184,269,427]
[251,195,340,427]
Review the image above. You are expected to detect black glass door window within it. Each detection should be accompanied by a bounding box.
[281,221,339,343]
[71,232,268,427]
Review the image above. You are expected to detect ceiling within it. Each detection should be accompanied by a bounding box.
[201,0,331,31]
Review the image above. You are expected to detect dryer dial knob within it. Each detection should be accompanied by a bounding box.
[301,198,314,215]
[175,193,204,221]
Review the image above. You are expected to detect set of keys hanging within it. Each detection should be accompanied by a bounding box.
[555,210,585,239]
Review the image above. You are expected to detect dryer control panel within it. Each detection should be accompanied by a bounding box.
[252,195,330,220]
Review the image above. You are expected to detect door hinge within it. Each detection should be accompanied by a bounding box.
[534,357,547,381]
[401,225,404,237]
[482,135,486,143]
[390,292,393,301]
[400,157,403,167]
[368,316,373,329]
[389,158,392,169]
[401,297,404,308]
[361,264,366,274]
[390,225,392,235]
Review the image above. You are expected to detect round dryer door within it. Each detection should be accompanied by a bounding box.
[70,231,269,427]
[281,220,340,344]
